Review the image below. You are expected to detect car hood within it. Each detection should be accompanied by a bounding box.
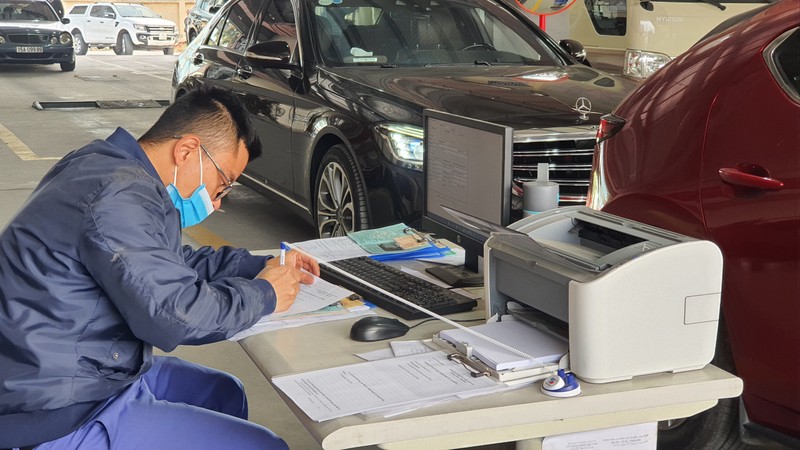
[0,21,65,31]
[318,65,636,129]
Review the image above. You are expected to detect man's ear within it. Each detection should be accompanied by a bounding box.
[172,135,201,167]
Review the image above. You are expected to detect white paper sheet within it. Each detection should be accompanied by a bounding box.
[291,236,369,261]
[390,340,434,357]
[265,273,353,319]
[271,351,501,422]
[542,422,657,450]
[438,317,568,370]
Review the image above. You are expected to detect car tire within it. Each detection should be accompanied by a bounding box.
[72,32,88,55]
[60,59,76,72]
[114,32,134,55]
[163,47,175,55]
[657,318,744,449]
[314,145,370,238]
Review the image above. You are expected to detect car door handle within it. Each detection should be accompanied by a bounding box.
[193,53,204,65]
[719,167,784,191]
[236,65,253,79]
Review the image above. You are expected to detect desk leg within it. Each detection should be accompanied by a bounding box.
[515,438,543,450]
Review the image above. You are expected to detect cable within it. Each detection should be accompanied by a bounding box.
[408,317,484,330]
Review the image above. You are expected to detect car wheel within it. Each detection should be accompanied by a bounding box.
[163,47,175,55]
[115,32,134,55]
[72,32,88,55]
[657,398,742,449]
[657,318,744,449]
[314,145,370,238]
[60,59,76,72]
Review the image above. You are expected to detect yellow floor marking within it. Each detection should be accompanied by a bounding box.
[183,225,233,249]
[0,122,61,161]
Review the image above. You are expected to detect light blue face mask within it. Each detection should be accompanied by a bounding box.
[166,148,214,228]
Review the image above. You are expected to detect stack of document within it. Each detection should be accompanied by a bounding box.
[347,223,453,261]
[272,351,507,422]
[438,318,568,371]
[291,224,461,264]
[229,273,375,341]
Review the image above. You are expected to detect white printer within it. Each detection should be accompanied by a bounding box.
[483,206,723,383]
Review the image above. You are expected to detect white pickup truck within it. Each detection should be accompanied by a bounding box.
[66,2,178,55]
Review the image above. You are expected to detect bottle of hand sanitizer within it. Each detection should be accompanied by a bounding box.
[523,163,559,217]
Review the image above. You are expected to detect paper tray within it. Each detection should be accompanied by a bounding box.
[430,334,569,383]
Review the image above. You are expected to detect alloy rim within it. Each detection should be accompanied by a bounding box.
[316,161,354,238]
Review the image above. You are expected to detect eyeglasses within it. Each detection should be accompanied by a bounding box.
[199,143,234,201]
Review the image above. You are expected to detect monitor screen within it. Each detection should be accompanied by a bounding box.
[421,109,513,285]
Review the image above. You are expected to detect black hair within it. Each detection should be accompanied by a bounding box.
[140,85,262,161]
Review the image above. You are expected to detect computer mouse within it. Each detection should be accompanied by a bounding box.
[349,316,410,342]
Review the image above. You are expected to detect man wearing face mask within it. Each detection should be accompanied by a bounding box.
[0,86,318,450]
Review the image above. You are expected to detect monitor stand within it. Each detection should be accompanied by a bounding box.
[425,265,484,288]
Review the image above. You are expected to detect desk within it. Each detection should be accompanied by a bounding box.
[239,265,742,450]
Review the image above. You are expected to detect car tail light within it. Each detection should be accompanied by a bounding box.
[589,114,625,210]
[596,114,625,145]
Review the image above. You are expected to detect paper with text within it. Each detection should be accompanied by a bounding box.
[292,236,370,261]
[271,351,501,422]
[266,272,353,319]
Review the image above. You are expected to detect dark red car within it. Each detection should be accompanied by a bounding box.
[588,0,799,447]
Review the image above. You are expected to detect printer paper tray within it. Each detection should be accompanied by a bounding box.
[430,335,568,383]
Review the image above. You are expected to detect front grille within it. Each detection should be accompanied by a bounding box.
[9,33,50,44]
[512,126,597,208]
[147,26,175,32]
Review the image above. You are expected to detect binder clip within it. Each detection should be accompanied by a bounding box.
[541,369,581,398]
[403,227,436,244]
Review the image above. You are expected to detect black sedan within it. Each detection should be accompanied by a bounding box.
[0,0,74,71]
[172,0,635,237]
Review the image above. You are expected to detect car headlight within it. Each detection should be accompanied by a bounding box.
[133,24,148,32]
[623,50,671,79]
[59,32,72,45]
[375,123,424,171]
[0,35,6,45]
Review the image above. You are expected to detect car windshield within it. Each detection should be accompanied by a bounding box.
[116,4,160,18]
[0,0,58,21]
[310,0,560,67]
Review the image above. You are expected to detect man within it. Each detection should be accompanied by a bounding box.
[0,86,319,449]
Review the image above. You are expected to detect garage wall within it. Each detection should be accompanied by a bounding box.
[63,1,197,43]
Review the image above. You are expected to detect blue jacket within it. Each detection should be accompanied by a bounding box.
[0,128,277,447]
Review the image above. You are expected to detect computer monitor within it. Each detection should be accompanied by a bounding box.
[421,109,513,287]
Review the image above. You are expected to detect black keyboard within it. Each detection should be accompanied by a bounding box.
[319,256,478,320]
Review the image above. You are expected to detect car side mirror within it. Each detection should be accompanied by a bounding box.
[210,6,220,14]
[104,12,115,19]
[559,39,590,66]
[61,17,70,25]
[245,41,298,70]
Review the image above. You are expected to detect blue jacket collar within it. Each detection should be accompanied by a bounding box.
[106,127,159,181]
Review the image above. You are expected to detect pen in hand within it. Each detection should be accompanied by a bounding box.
[280,242,289,266]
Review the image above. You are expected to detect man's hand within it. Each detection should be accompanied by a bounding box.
[266,249,320,277]
[257,250,320,313]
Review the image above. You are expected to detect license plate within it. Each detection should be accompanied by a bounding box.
[16,46,43,53]
[158,33,166,40]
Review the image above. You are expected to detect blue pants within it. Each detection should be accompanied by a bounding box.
[36,356,288,450]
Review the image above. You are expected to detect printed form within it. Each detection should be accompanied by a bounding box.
[272,351,502,422]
